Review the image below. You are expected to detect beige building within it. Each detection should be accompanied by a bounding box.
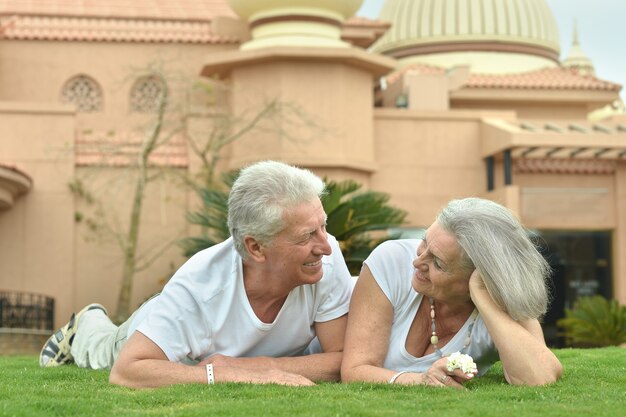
[1,0,624,348]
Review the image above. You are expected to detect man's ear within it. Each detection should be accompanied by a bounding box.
[243,235,265,261]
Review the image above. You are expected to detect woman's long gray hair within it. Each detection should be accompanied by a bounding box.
[437,198,551,321]
[228,160,325,259]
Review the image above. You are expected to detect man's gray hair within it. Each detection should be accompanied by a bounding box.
[437,198,551,321]
[228,160,325,259]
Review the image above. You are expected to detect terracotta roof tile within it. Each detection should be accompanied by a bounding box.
[385,64,621,92]
[75,130,188,168]
[344,16,391,28]
[0,0,237,20]
[0,0,239,43]
[466,67,621,91]
[0,14,238,43]
[341,16,391,49]
[385,63,445,84]
[514,158,616,175]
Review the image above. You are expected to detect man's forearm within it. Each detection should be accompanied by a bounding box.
[110,358,207,388]
[207,352,343,382]
[271,352,343,381]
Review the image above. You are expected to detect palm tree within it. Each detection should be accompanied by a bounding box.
[179,172,234,257]
[322,179,407,275]
[181,175,407,275]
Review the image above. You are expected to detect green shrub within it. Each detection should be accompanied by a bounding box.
[557,295,626,347]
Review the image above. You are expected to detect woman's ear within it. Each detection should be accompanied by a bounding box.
[243,235,265,262]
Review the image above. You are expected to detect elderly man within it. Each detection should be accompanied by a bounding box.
[40,160,353,388]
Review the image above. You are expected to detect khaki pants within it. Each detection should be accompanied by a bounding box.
[70,308,140,370]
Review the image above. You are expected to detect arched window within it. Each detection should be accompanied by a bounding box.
[60,74,103,112]
[129,75,167,113]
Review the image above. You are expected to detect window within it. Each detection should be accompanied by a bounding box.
[60,74,103,112]
[130,75,167,113]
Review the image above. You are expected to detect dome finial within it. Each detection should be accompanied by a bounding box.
[572,20,580,46]
[563,20,594,75]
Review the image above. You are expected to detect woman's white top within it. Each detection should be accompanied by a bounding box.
[364,239,499,375]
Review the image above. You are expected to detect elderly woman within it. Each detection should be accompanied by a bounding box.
[341,198,563,387]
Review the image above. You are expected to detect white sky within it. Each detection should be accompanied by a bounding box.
[357,0,626,103]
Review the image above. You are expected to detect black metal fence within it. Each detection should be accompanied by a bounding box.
[0,291,54,330]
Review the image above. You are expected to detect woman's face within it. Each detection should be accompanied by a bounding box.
[411,221,472,303]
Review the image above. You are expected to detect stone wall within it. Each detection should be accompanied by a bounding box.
[0,328,50,356]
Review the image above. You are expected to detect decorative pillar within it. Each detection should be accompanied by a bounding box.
[486,156,494,191]
[229,0,363,50]
[504,149,512,185]
[201,0,396,180]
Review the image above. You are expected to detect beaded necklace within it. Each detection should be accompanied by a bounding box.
[428,297,478,357]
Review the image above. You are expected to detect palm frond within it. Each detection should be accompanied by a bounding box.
[178,171,234,256]
[322,178,407,275]
[181,175,408,273]
[557,295,626,347]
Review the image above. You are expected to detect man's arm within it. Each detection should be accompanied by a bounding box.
[109,331,314,388]
[202,314,348,382]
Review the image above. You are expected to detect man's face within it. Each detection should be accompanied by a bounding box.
[261,198,332,287]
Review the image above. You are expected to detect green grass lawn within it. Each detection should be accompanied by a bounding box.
[1,348,624,417]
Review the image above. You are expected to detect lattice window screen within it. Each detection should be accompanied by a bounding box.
[130,75,166,113]
[60,74,103,113]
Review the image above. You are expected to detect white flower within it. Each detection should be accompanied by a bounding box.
[446,351,477,375]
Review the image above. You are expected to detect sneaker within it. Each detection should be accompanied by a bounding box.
[39,303,108,367]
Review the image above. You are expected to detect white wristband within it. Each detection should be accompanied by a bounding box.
[389,371,408,384]
[206,364,215,385]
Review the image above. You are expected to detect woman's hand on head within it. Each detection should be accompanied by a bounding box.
[468,269,488,296]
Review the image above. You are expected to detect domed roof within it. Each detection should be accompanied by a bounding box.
[372,0,561,68]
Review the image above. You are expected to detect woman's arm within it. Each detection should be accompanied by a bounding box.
[341,266,469,387]
[341,266,415,383]
[469,270,563,386]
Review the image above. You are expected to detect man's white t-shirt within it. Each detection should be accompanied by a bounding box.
[129,235,353,363]
[364,239,499,375]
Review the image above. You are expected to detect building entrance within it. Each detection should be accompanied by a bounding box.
[535,231,613,347]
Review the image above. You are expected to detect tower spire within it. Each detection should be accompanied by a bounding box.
[562,20,594,75]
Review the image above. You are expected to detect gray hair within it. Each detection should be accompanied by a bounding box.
[437,198,551,321]
[228,160,325,259]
